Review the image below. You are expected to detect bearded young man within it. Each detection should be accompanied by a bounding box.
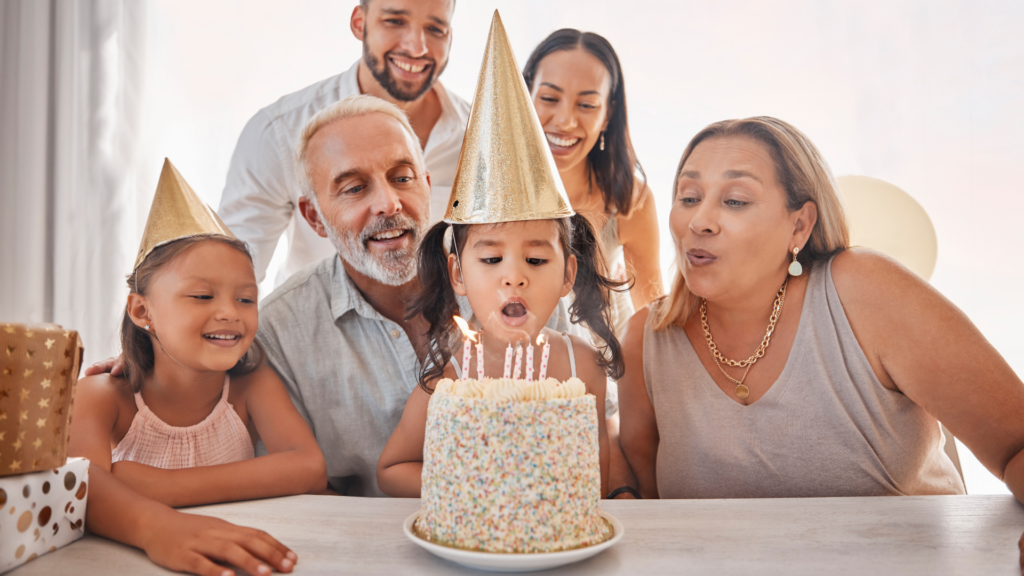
[219,0,467,286]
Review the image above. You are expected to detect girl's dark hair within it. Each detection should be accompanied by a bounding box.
[408,215,627,392]
[120,234,264,393]
[523,29,645,216]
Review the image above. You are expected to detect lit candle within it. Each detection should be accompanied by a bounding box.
[476,333,485,381]
[453,316,477,381]
[503,341,513,379]
[512,342,523,380]
[525,340,535,382]
[538,334,551,380]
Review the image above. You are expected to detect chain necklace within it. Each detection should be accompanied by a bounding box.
[700,279,788,400]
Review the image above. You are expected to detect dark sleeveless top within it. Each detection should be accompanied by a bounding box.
[643,257,965,498]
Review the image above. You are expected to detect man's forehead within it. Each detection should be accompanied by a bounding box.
[308,114,421,175]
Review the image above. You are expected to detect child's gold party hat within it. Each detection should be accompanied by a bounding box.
[134,159,235,270]
[444,11,575,225]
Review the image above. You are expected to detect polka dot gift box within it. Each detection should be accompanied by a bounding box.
[0,457,89,572]
[0,323,83,477]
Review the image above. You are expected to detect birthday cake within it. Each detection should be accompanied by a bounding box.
[415,377,612,553]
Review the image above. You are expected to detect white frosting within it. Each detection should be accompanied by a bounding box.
[435,377,587,401]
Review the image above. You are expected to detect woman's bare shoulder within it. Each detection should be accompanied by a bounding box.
[829,248,937,310]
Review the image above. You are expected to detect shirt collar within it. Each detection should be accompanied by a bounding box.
[425,82,459,151]
[329,256,387,322]
[342,59,361,97]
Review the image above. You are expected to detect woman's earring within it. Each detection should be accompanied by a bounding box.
[144,325,150,331]
[788,247,803,276]
[599,132,605,151]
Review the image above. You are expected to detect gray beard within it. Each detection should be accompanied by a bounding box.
[321,210,421,287]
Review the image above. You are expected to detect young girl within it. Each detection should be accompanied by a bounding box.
[69,233,327,507]
[376,213,625,498]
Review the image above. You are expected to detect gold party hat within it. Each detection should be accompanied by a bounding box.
[443,11,574,224]
[134,159,235,270]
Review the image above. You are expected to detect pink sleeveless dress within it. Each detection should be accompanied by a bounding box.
[111,375,255,469]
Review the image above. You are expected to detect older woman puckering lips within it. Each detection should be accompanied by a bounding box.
[616,116,1024,506]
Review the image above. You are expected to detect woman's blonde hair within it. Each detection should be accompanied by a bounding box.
[652,116,850,330]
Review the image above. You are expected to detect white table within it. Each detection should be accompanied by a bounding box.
[12,495,1024,575]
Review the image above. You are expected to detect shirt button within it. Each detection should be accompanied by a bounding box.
[390,329,401,339]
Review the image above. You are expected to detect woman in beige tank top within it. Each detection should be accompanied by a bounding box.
[616,117,1024,504]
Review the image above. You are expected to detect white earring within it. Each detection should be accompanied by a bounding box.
[788,247,803,276]
[144,324,151,331]
[599,132,605,151]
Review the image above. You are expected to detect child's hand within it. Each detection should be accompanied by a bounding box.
[139,510,297,576]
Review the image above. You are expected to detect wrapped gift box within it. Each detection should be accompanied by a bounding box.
[0,323,83,476]
[0,457,89,573]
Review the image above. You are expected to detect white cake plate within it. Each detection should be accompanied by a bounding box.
[403,510,624,573]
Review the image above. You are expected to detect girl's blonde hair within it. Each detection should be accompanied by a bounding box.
[652,116,850,330]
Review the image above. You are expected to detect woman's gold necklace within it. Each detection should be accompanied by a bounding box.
[700,279,788,400]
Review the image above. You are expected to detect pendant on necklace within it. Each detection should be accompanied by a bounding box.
[735,384,750,399]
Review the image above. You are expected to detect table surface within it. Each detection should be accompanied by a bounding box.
[12,494,1024,575]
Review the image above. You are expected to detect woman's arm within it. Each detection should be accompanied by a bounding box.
[376,379,442,497]
[617,183,664,311]
[570,334,611,497]
[87,464,297,576]
[111,363,327,507]
[606,413,640,498]
[832,249,1024,502]
[617,306,661,498]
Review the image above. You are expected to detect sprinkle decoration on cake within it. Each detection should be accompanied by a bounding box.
[416,377,612,553]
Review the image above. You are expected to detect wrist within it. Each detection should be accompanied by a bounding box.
[128,498,175,551]
[606,485,641,499]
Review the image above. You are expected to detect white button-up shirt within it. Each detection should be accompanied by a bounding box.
[219,60,471,285]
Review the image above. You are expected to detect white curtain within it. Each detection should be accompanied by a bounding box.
[0,0,148,366]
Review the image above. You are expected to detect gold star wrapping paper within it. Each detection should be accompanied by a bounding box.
[0,457,89,572]
[0,323,83,477]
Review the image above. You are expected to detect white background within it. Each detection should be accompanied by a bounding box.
[132,0,1023,495]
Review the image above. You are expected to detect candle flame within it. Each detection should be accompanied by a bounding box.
[453,315,478,342]
[536,334,546,346]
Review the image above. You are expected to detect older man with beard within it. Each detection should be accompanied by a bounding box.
[219,0,468,286]
[253,95,440,497]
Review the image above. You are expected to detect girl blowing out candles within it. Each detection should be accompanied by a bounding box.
[375,13,625,498]
[375,215,624,498]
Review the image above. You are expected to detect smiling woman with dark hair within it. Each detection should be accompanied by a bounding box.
[616,116,1024,504]
[523,29,663,340]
